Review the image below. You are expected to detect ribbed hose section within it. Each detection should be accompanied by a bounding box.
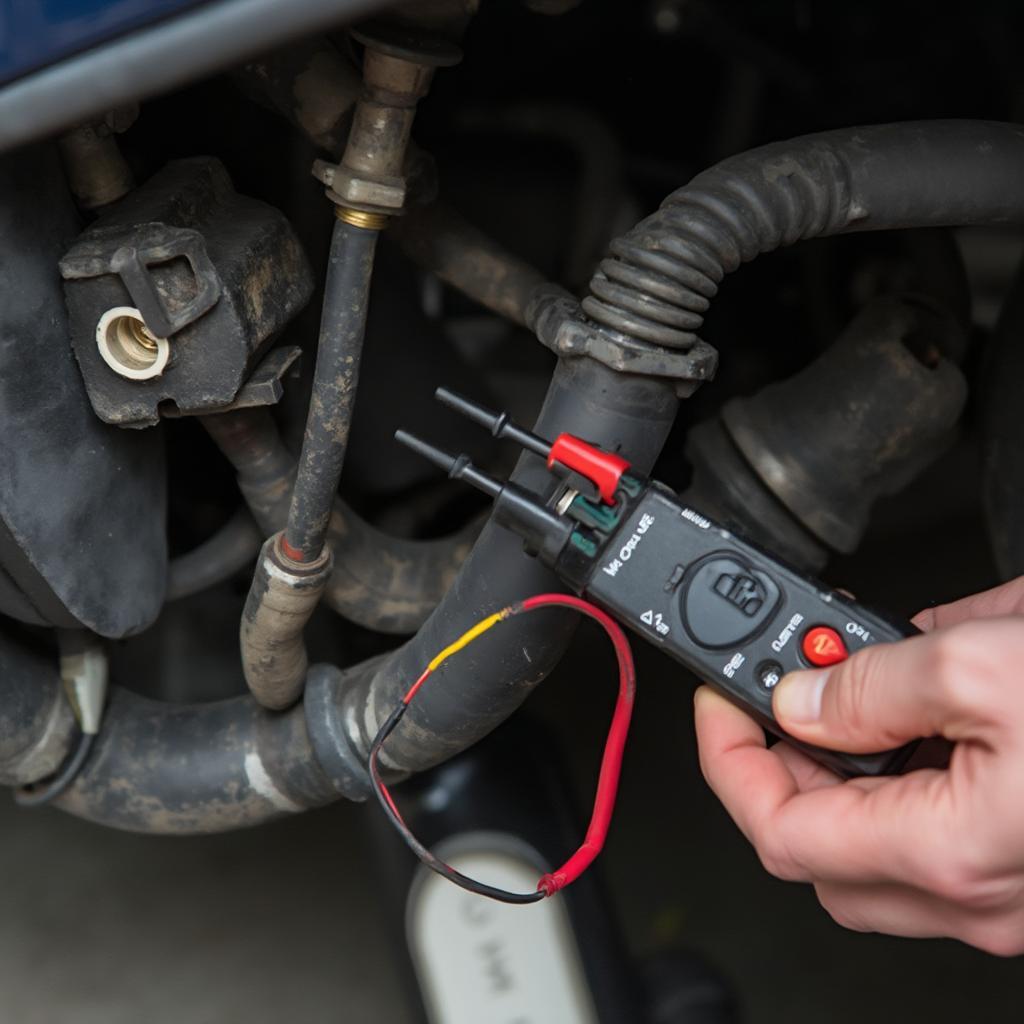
[583,121,1024,349]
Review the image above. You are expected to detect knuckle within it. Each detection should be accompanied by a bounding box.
[926,628,979,711]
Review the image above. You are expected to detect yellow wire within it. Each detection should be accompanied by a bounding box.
[426,607,510,673]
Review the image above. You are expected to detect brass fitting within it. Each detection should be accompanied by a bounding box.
[334,206,390,230]
[313,23,461,219]
[240,532,333,711]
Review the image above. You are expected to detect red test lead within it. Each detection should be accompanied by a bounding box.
[368,592,636,905]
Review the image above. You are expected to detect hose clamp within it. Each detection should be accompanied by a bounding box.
[525,285,718,397]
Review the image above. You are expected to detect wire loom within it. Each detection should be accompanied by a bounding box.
[369,592,636,905]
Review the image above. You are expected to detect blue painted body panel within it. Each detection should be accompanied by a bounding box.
[0,0,209,85]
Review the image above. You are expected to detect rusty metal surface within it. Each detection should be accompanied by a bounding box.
[317,35,456,214]
[57,118,135,210]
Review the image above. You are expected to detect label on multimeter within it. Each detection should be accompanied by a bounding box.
[578,487,918,779]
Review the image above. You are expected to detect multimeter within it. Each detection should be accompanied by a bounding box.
[397,388,919,780]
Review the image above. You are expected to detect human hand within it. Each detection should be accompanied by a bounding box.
[694,576,1024,955]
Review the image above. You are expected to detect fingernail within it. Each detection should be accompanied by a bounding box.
[774,670,828,724]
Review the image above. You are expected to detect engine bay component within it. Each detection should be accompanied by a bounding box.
[0,143,166,637]
[312,23,460,217]
[283,215,381,564]
[95,305,170,381]
[240,532,333,710]
[60,156,314,427]
[686,296,969,569]
[202,408,476,634]
[56,106,137,211]
[328,359,679,791]
[397,390,918,779]
[720,297,967,553]
[0,624,75,789]
[573,120,1024,402]
[239,26,456,707]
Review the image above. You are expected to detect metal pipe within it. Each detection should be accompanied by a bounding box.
[284,215,381,563]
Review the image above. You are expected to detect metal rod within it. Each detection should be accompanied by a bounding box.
[394,430,503,498]
[434,387,552,459]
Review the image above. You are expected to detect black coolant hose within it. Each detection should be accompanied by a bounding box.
[322,358,678,781]
[52,687,340,833]
[323,119,1024,788]
[583,120,1024,349]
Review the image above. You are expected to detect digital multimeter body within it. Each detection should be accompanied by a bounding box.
[550,478,918,779]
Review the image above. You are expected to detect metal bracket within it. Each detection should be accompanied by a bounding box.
[61,224,221,338]
[160,345,303,418]
[526,285,718,398]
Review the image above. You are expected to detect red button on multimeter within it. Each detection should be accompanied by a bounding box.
[802,626,848,667]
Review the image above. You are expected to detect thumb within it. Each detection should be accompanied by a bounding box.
[771,623,1004,753]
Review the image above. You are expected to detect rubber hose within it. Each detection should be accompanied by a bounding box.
[0,625,75,787]
[52,687,338,833]
[165,507,262,602]
[390,200,547,327]
[583,120,1024,349]
[333,357,678,777]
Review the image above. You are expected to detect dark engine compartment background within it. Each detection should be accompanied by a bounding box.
[2,0,1023,1020]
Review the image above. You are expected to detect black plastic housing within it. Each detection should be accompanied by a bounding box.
[547,481,918,779]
